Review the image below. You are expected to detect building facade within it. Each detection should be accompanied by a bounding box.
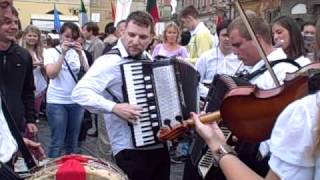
[280,0,320,25]
[14,0,90,31]
[90,0,147,33]
[176,0,232,34]
[14,0,148,33]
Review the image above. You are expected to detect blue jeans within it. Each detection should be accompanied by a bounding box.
[47,103,84,158]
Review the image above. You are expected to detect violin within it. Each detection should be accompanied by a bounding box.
[158,63,320,142]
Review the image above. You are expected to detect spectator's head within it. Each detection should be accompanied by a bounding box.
[82,22,99,40]
[228,13,271,66]
[0,5,19,44]
[163,22,180,44]
[179,5,199,31]
[121,11,154,57]
[22,25,42,47]
[104,22,116,36]
[301,21,316,36]
[21,25,43,59]
[216,19,232,54]
[116,20,126,37]
[272,16,305,59]
[60,22,80,43]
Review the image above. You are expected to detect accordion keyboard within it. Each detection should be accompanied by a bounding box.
[122,62,159,147]
[198,127,232,178]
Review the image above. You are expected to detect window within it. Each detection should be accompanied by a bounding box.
[291,3,307,14]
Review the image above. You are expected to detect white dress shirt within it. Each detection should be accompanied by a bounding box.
[248,48,299,89]
[196,47,242,97]
[0,97,18,163]
[72,40,158,155]
[196,47,242,84]
[268,92,320,180]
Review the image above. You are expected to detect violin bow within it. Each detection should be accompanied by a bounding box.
[233,0,281,87]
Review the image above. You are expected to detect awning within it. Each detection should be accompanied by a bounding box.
[31,14,79,32]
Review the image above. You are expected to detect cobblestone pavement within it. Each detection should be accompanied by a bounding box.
[37,119,184,180]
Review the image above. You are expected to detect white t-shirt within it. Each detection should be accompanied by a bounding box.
[268,92,320,180]
[0,97,18,163]
[44,46,87,104]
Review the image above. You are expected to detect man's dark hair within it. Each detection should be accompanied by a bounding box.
[126,11,154,35]
[301,21,315,31]
[179,5,199,19]
[228,13,272,45]
[104,22,116,35]
[116,20,126,28]
[83,22,99,36]
[60,22,80,40]
[11,6,18,17]
[216,19,232,37]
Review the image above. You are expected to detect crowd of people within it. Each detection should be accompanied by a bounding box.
[0,0,320,179]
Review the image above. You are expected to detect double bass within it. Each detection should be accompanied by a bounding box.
[157,0,320,143]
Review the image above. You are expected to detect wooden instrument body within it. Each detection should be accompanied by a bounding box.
[221,75,309,142]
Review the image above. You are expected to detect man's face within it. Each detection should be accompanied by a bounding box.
[121,21,152,57]
[302,25,316,36]
[229,29,259,66]
[0,8,18,43]
[218,28,231,52]
[116,22,126,37]
[81,25,91,40]
[180,16,194,31]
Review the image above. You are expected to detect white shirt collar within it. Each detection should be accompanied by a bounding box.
[116,39,129,58]
[247,48,287,73]
[190,22,205,36]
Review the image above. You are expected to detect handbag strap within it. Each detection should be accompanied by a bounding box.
[54,47,78,83]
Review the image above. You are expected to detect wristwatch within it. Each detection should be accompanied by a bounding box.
[215,144,237,164]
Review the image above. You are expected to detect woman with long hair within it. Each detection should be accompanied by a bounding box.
[21,25,47,122]
[152,22,188,59]
[272,16,311,66]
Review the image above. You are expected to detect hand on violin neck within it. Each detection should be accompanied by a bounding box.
[192,112,226,152]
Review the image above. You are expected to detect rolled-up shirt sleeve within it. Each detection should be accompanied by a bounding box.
[71,55,119,113]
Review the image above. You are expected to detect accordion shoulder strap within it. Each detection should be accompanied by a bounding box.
[241,58,301,81]
[105,48,121,56]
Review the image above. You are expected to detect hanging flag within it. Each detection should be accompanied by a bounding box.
[53,4,61,33]
[111,0,116,22]
[170,0,177,15]
[146,0,160,22]
[115,0,132,25]
[79,0,88,26]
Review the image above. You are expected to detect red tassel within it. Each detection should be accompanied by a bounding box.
[56,155,88,180]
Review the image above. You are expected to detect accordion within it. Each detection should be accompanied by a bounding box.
[190,74,251,179]
[121,57,200,148]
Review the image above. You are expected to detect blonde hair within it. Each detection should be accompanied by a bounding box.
[21,25,44,62]
[163,22,181,43]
